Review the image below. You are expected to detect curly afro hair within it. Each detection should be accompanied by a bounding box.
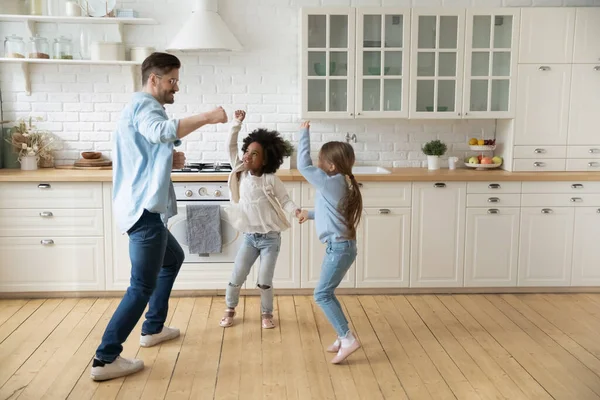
[241,129,294,174]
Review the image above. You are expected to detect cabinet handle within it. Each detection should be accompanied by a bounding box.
[597,209,600,214]
[487,209,499,214]
[38,183,51,189]
[487,197,500,203]
[541,208,553,214]
[594,66,600,71]
[488,183,500,189]
[350,113,354,116]
[378,209,391,214]
[39,211,53,217]
[538,66,551,71]
[434,183,446,188]
[357,112,361,115]
[572,184,584,189]
[589,148,600,154]
[533,162,545,167]
[534,148,546,154]
[588,162,599,167]
[40,239,54,245]
[570,197,583,202]
[458,112,462,116]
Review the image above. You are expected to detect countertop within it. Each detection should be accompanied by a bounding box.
[1,168,600,182]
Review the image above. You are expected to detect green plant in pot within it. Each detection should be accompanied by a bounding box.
[422,139,447,171]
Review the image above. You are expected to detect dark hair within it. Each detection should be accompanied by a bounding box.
[141,52,181,86]
[319,141,363,240]
[241,129,293,174]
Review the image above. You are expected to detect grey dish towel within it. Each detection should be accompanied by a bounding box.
[186,205,222,254]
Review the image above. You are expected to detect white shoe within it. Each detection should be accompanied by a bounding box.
[139,326,180,347]
[90,356,144,381]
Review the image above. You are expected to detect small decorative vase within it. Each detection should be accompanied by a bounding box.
[427,155,440,171]
[20,155,38,171]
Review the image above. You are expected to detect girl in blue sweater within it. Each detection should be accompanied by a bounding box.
[297,121,363,364]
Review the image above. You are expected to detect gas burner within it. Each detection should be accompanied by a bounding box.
[173,162,232,174]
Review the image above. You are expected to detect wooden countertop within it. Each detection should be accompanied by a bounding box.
[1,168,600,182]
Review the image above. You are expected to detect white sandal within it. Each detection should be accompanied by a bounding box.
[261,313,275,329]
[220,308,236,327]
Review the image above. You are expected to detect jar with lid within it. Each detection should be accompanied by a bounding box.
[53,36,73,60]
[29,35,50,59]
[4,35,25,59]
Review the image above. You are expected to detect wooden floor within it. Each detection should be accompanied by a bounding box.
[2,295,600,399]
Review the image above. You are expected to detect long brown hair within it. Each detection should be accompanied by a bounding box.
[319,141,363,240]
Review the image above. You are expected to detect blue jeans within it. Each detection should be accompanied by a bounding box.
[314,240,357,337]
[96,210,184,362]
[226,232,281,314]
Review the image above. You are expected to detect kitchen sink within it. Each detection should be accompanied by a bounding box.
[352,166,391,175]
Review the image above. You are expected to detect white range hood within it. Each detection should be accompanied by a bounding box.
[166,0,242,52]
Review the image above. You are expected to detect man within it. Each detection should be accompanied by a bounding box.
[91,52,227,381]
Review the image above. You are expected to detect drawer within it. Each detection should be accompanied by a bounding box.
[0,209,104,237]
[567,146,600,159]
[0,237,105,292]
[513,146,567,159]
[566,159,600,171]
[513,159,566,172]
[0,182,103,209]
[301,182,411,208]
[522,181,600,194]
[522,194,600,207]
[467,182,521,194]
[467,194,521,208]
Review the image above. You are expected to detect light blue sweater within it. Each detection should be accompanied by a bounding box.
[297,127,350,243]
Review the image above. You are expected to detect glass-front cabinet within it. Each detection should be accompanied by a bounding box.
[463,9,520,118]
[356,8,410,118]
[301,8,356,119]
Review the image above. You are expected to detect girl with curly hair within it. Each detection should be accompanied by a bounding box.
[221,110,302,329]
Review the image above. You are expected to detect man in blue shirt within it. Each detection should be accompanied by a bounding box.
[91,52,227,381]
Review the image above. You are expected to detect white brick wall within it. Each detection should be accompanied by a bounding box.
[1,0,598,166]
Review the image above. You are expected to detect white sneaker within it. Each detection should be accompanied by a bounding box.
[90,356,144,381]
[139,326,180,347]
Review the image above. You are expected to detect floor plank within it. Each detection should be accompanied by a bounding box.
[213,297,245,400]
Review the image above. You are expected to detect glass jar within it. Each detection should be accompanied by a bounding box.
[28,35,50,59]
[29,0,44,15]
[4,35,26,59]
[53,36,73,60]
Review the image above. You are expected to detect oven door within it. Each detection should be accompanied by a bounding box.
[168,201,241,263]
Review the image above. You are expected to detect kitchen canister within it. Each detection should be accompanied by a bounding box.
[129,46,154,62]
[91,41,125,61]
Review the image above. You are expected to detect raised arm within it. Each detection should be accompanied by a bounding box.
[297,121,329,190]
[227,110,246,168]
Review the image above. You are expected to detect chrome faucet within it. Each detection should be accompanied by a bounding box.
[345,133,357,143]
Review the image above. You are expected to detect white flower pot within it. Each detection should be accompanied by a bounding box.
[427,155,440,170]
[20,155,38,171]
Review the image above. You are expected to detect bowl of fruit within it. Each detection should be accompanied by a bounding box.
[464,155,503,170]
[469,138,496,151]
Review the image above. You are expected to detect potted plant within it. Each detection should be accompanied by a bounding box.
[4,117,57,170]
[422,139,447,171]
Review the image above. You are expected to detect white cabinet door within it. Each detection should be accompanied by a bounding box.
[463,9,520,118]
[515,64,571,146]
[300,217,355,289]
[301,8,356,119]
[410,182,466,287]
[519,8,575,63]
[355,208,410,288]
[572,207,600,286]
[568,64,600,146]
[464,208,520,287]
[409,9,465,119]
[356,8,410,118]
[518,207,574,287]
[573,8,600,63]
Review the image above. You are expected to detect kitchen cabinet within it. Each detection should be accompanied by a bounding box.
[355,207,410,288]
[572,8,600,64]
[410,182,466,287]
[568,64,600,146]
[519,8,575,64]
[571,207,600,286]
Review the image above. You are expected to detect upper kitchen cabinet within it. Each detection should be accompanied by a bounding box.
[519,8,575,64]
[300,8,356,119]
[355,8,410,118]
[463,9,520,118]
[573,8,600,63]
[409,9,465,119]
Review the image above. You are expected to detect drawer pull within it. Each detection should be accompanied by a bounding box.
[572,184,584,189]
[588,162,599,167]
[538,66,551,71]
[571,197,583,202]
[597,209,600,214]
[434,183,446,188]
[38,183,51,189]
[39,211,53,217]
[488,183,500,189]
[487,209,499,214]
[534,148,546,154]
[533,162,545,167]
[589,148,600,154]
[40,239,54,245]
[541,208,553,214]
[594,66,600,71]
[487,197,500,203]
[378,209,391,215]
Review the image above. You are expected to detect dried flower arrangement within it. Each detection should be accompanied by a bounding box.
[4,117,58,167]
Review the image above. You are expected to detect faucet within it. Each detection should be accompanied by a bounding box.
[345,133,357,144]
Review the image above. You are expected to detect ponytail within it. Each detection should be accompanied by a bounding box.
[340,173,363,240]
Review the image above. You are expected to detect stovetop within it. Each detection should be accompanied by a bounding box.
[172,162,232,174]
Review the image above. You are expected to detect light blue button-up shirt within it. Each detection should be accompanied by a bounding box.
[112,92,181,233]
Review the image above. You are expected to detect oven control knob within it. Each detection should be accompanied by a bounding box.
[184,190,193,197]
[214,190,222,197]
[198,187,207,196]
